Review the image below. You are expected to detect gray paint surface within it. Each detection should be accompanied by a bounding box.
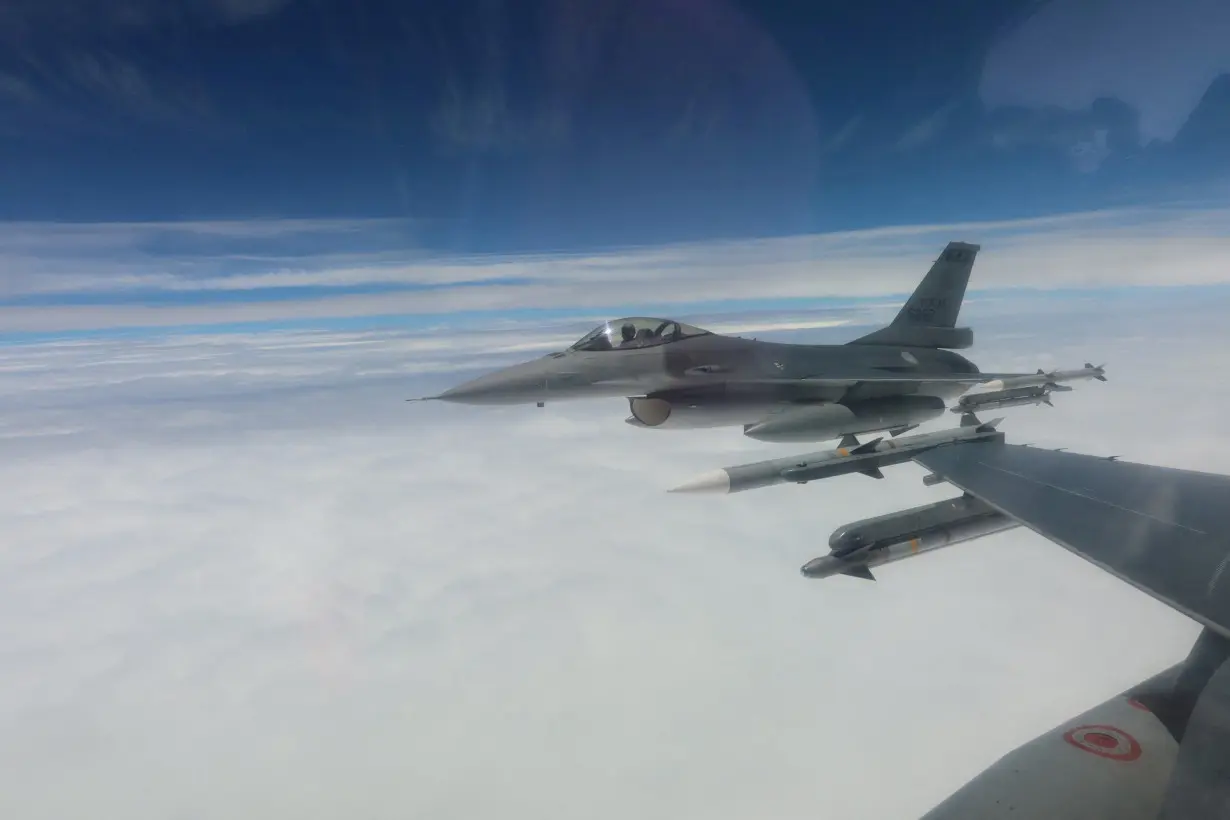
[914,441,1230,640]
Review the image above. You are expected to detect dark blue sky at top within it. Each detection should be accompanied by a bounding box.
[0,0,1228,254]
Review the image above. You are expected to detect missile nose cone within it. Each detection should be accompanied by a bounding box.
[800,556,836,578]
[667,470,731,494]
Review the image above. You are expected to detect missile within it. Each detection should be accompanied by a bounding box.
[951,385,1054,413]
[800,495,1020,580]
[668,416,1004,494]
[980,362,1107,392]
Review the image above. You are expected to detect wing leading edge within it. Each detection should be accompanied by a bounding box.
[914,441,1230,640]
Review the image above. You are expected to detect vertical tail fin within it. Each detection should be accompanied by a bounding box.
[890,241,978,329]
[849,241,979,349]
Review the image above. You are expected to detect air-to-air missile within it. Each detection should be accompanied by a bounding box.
[952,384,1057,413]
[954,363,1111,417]
[667,415,1004,494]
[953,362,1107,413]
[980,362,1107,392]
[799,494,1020,580]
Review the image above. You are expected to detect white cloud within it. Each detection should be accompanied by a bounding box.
[0,292,1215,818]
[4,205,1230,334]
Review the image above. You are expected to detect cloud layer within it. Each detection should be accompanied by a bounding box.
[3,205,1230,336]
[0,292,1212,819]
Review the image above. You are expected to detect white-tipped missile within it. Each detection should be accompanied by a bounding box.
[801,495,1020,580]
[980,362,1106,392]
[668,416,1004,494]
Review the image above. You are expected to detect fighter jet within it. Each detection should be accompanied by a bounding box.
[419,241,1073,443]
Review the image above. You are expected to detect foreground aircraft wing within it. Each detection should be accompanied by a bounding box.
[914,441,1230,640]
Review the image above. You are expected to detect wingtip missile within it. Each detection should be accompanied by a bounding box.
[672,420,1006,495]
[667,469,731,494]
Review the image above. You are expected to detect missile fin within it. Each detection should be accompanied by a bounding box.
[841,566,876,581]
[850,437,883,455]
[859,467,886,479]
[838,434,860,449]
[889,424,918,437]
[959,412,982,427]
[975,416,1005,433]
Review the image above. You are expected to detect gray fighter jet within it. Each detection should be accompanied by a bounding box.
[420,242,1070,443]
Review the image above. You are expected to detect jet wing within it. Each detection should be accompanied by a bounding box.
[913,441,1230,640]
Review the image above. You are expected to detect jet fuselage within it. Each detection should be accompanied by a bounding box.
[438,331,981,417]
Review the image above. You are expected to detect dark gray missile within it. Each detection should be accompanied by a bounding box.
[669,417,1005,494]
[952,385,1054,413]
[800,495,1020,580]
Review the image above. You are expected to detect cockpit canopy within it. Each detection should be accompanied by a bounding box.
[570,317,710,352]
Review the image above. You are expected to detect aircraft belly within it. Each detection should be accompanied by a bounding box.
[922,693,1178,820]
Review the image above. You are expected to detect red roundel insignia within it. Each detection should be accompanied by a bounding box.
[1063,724,1142,761]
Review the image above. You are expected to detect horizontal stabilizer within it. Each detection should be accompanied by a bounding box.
[841,565,876,581]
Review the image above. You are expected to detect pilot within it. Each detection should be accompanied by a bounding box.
[619,322,638,347]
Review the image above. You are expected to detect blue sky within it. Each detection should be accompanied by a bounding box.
[1,0,1229,337]
[2,0,1228,248]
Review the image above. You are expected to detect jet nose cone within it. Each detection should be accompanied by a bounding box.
[436,376,501,405]
[437,364,547,405]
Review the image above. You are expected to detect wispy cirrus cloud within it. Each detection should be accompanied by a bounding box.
[3,204,1230,336]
